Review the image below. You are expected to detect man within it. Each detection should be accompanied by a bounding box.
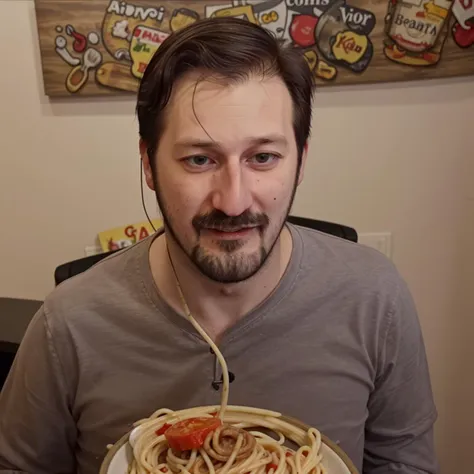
[0,18,438,474]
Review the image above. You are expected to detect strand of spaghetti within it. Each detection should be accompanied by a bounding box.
[223,415,306,445]
[137,404,282,428]
[137,410,215,434]
[219,433,244,474]
[167,245,229,420]
[231,452,272,474]
[225,444,267,474]
[134,408,175,425]
[185,449,199,472]
[135,432,165,473]
[199,447,217,474]
[180,307,229,420]
[250,431,285,444]
[268,441,287,474]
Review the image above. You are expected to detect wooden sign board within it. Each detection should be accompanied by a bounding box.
[34,0,474,97]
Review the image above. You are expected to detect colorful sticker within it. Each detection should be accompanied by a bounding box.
[130,26,169,78]
[253,0,289,39]
[55,35,81,66]
[452,0,474,47]
[101,0,165,62]
[332,30,369,65]
[383,0,454,66]
[315,0,374,73]
[98,219,163,252]
[170,8,200,32]
[290,14,319,46]
[54,24,103,93]
[65,48,103,93]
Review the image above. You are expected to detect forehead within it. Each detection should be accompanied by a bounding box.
[161,72,294,146]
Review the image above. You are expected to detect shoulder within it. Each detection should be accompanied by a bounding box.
[289,225,421,366]
[290,224,407,308]
[42,237,151,331]
[292,223,398,279]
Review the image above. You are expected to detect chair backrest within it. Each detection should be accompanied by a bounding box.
[54,216,357,286]
[286,216,357,243]
[54,250,120,286]
[0,298,43,391]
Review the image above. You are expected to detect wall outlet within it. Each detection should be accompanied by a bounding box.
[358,232,392,258]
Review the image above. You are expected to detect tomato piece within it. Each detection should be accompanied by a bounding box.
[155,423,172,436]
[266,463,278,473]
[165,417,222,451]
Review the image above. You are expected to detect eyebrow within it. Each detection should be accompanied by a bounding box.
[173,135,289,153]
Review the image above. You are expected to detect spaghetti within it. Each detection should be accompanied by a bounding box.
[126,247,327,474]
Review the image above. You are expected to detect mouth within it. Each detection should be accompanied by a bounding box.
[202,226,259,240]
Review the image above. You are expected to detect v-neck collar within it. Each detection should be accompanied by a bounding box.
[137,224,304,344]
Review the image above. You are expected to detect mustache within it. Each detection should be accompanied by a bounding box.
[192,210,269,233]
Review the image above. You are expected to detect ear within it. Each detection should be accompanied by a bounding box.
[297,142,309,186]
[139,139,156,191]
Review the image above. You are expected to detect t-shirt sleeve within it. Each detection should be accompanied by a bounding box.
[0,306,77,474]
[363,276,439,474]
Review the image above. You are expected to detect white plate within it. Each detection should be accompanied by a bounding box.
[100,415,359,474]
[104,439,354,474]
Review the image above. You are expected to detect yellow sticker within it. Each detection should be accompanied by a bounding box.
[129,26,169,79]
[211,5,259,24]
[170,8,199,32]
[424,0,449,20]
[304,50,318,71]
[98,219,163,252]
[332,31,368,64]
[316,60,337,81]
[260,10,279,25]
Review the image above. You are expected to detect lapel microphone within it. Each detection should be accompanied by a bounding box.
[210,347,235,391]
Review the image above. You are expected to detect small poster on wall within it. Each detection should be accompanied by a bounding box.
[98,219,163,252]
[34,0,474,97]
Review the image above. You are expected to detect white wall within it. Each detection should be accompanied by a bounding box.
[1,1,473,472]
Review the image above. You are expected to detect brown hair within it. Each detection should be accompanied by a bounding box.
[136,17,315,170]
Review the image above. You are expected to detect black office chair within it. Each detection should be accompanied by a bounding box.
[54,217,357,286]
[0,298,43,391]
[286,216,357,242]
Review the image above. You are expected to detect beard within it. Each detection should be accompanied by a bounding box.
[188,209,269,283]
[152,173,298,284]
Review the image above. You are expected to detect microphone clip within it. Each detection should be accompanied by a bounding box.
[211,371,235,391]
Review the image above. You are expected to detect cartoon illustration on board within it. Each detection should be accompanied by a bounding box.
[205,0,375,76]
[313,0,375,73]
[54,25,103,93]
[383,0,455,66]
[452,0,474,47]
[51,0,380,95]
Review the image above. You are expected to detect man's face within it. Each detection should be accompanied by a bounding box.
[144,73,306,283]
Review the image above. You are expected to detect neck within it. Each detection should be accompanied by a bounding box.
[149,226,293,342]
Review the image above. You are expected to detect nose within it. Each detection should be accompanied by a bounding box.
[211,161,252,216]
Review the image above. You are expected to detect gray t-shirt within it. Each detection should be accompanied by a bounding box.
[0,224,438,474]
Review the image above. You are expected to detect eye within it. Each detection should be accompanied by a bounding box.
[249,153,279,166]
[184,155,213,168]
